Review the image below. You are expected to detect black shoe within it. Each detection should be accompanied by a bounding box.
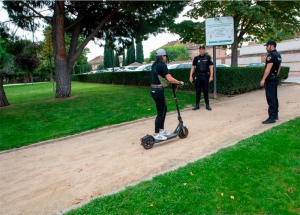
[262,118,276,124]
[275,115,279,120]
[206,104,212,111]
[192,104,199,110]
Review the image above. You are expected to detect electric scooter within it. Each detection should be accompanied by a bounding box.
[140,84,189,149]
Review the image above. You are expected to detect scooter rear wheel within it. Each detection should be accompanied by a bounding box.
[142,136,154,149]
[178,127,189,139]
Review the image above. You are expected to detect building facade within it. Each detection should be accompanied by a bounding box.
[89,55,104,70]
[220,39,300,72]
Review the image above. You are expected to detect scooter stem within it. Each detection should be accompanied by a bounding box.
[172,84,182,119]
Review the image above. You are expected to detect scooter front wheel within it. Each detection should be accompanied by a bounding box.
[142,136,155,149]
[178,127,189,139]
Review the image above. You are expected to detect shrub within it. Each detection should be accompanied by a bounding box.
[72,66,290,95]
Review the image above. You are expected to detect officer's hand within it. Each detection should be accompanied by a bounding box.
[189,77,193,83]
[260,80,265,87]
[209,77,213,82]
[180,81,184,86]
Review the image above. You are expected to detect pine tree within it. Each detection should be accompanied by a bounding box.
[131,44,135,64]
[104,43,112,69]
[126,45,135,65]
[122,52,126,67]
[126,47,131,66]
[103,46,111,69]
[136,42,144,63]
[114,54,120,67]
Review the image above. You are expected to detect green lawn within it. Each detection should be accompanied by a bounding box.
[0,82,195,150]
[66,117,300,215]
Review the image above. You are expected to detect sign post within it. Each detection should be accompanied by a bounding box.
[205,16,234,98]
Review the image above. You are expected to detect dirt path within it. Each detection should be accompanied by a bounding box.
[1,84,300,215]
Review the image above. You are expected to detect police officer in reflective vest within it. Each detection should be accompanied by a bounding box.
[189,45,214,111]
[260,40,282,124]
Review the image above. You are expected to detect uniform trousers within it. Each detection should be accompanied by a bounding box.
[195,74,209,105]
[265,79,279,118]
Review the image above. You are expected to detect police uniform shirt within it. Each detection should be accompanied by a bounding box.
[192,54,214,72]
[151,62,169,85]
[265,49,282,74]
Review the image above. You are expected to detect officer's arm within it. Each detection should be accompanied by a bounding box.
[262,63,273,82]
[190,66,195,78]
[189,66,195,83]
[209,65,213,79]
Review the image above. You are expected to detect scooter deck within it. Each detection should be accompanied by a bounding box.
[154,132,178,143]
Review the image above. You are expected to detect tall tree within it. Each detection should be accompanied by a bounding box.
[104,43,113,69]
[131,43,136,64]
[39,27,55,90]
[136,42,144,63]
[170,0,300,66]
[122,52,126,67]
[126,47,131,66]
[0,39,10,107]
[114,54,120,68]
[126,45,135,65]
[13,52,41,84]
[3,1,187,98]
[4,39,40,84]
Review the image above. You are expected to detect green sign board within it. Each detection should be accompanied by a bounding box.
[205,16,234,46]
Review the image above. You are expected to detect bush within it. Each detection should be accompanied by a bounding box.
[72,66,290,95]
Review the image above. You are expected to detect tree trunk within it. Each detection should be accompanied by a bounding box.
[231,28,239,67]
[30,73,33,85]
[52,1,71,98]
[55,60,72,98]
[24,74,27,84]
[0,73,9,107]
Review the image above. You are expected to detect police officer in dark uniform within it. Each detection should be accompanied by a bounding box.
[189,45,214,111]
[260,40,282,124]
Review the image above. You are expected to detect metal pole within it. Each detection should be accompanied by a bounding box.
[212,12,217,98]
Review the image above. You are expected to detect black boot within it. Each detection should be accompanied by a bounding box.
[192,103,199,110]
[206,104,212,111]
[262,117,276,124]
[275,114,279,120]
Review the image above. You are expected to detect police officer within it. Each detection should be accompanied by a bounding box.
[260,40,282,124]
[189,45,214,111]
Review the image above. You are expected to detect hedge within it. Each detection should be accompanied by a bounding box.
[71,66,290,95]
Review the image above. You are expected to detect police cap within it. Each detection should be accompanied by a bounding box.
[264,40,277,47]
[199,44,206,49]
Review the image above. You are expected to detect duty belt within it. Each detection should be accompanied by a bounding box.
[266,73,278,80]
[196,72,209,75]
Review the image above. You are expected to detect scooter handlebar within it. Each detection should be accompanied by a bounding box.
[172,82,184,90]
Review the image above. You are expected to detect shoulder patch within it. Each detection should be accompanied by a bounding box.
[267,56,271,61]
